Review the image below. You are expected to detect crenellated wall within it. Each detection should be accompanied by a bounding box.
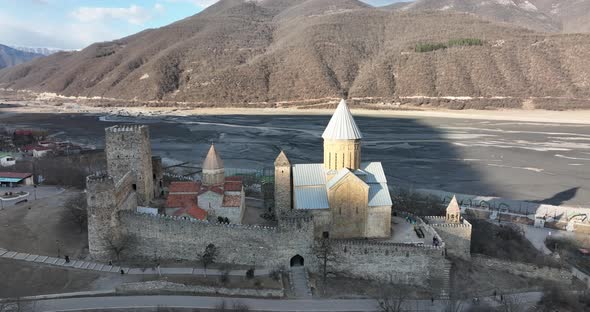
[118,212,315,269]
[329,239,448,288]
[426,216,472,260]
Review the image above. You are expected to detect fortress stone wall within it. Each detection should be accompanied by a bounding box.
[330,240,447,288]
[426,216,472,260]
[118,212,315,269]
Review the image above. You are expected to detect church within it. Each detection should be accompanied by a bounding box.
[274,99,393,239]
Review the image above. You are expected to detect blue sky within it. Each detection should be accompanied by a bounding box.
[0,0,406,50]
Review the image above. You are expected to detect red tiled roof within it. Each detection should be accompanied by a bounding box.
[199,185,224,195]
[14,130,33,136]
[222,195,242,208]
[0,172,32,179]
[224,181,243,192]
[225,176,243,182]
[166,193,197,209]
[173,203,208,220]
[169,181,201,193]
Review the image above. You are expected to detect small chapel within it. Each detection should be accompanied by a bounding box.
[274,99,393,239]
[166,144,245,223]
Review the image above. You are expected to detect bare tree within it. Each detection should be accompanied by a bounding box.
[312,238,339,292]
[378,285,408,312]
[103,232,131,264]
[64,193,87,233]
[201,243,218,274]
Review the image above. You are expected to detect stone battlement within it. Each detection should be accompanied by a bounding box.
[130,211,279,232]
[106,125,149,133]
[425,216,473,229]
[332,239,445,251]
[86,171,112,183]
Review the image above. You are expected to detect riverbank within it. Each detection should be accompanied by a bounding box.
[1,98,590,125]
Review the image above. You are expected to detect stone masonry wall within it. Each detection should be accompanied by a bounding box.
[117,211,446,289]
[274,163,291,217]
[330,240,448,288]
[426,217,472,260]
[105,125,154,205]
[119,212,315,269]
[87,171,137,258]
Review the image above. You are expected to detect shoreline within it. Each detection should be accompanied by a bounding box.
[1,99,590,124]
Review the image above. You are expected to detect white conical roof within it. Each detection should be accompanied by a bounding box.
[447,195,461,213]
[203,144,224,170]
[322,99,363,140]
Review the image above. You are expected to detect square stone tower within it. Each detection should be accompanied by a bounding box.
[105,125,154,205]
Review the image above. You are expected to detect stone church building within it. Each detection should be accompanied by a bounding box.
[275,99,393,239]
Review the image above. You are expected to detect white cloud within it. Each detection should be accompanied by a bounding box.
[165,0,219,8]
[71,5,152,25]
[0,11,124,50]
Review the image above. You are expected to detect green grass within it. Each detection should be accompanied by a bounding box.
[415,38,484,53]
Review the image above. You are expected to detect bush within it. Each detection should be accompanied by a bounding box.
[270,268,282,281]
[246,267,255,280]
[448,38,484,47]
[415,42,447,53]
[415,38,484,53]
[219,267,230,285]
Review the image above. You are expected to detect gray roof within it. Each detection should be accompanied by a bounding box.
[326,168,352,190]
[294,186,330,210]
[293,164,326,187]
[359,162,387,183]
[292,162,391,210]
[369,183,393,206]
[322,99,363,140]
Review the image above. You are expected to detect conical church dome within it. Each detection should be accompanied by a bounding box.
[322,99,363,140]
[203,144,224,170]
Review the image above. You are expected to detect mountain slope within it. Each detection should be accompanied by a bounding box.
[393,0,560,33]
[391,0,590,34]
[0,44,44,69]
[0,0,590,109]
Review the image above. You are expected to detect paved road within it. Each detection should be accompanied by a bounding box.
[26,292,543,311]
[1,112,589,205]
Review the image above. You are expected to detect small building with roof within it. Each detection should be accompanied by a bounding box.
[0,172,34,187]
[275,99,393,239]
[0,152,16,167]
[165,145,246,224]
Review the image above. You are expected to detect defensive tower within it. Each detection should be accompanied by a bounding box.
[274,150,292,216]
[105,125,154,205]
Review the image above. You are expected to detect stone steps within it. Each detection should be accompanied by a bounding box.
[289,266,312,298]
[439,261,453,300]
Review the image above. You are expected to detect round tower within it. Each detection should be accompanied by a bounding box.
[202,144,225,186]
[322,99,363,172]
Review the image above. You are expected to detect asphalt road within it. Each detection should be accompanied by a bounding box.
[26,292,543,312]
[1,112,589,206]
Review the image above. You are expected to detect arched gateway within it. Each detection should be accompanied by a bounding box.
[290,255,304,267]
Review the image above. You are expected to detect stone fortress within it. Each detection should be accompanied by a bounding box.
[86,100,472,294]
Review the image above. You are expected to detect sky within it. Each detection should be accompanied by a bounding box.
[0,0,407,50]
